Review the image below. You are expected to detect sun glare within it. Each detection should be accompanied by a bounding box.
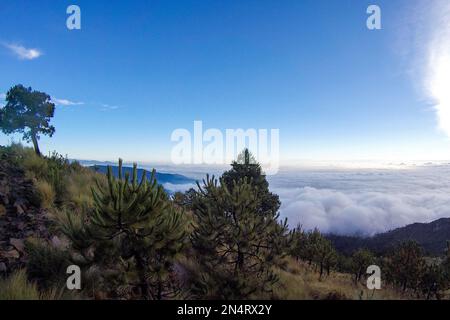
[426,1,450,137]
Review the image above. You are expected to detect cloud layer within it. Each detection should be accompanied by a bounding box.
[3,43,42,60]
[269,165,450,236]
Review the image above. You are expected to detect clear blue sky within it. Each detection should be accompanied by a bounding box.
[1,0,449,163]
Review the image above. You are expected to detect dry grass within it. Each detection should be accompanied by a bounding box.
[273,258,408,300]
[5,144,106,213]
[0,270,41,300]
[34,179,55,209]
[64,166,105,211]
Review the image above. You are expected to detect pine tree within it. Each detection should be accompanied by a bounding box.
[60,159,186,299]
[190,175,290,299]
[290,224,307,261]
[385,240,425,292]
[419,263,447,300]
[314,237,337,279]
[303,228,323,265]
[351,248,375,284]
[222,149,280,216]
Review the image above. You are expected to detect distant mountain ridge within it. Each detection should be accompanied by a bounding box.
[327,218,450,256]
[90,165,196,190]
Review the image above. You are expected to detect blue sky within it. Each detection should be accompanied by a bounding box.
[1,0,450,163]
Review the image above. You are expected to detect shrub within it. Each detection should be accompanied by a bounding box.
[22,150,48,180]
[25,238,70,289]
[60,159,187,300]
[0,270,40,300]
[34,179,55,209]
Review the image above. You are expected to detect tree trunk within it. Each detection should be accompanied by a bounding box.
[31,132,41,156]
[134,253,150,299]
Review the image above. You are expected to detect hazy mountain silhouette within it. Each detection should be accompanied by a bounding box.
[328,218,450,256]
[90,165,196,188]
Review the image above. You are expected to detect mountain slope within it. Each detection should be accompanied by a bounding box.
[90,165,196,187]
[0,153,51,274]
[328,218,450,256]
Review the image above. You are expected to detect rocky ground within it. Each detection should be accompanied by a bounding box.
[0,153,51,275]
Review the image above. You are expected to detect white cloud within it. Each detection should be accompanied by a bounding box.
[269,165,450,236]
[402,1,450,138]
[163,182,197,193]
[425,2,450,137]
[3,43,42,60]
[100,103,120,111]
[52,98,84,106]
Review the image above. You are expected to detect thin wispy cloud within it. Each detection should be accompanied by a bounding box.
[52,98,84,106]
[3,43,42,60]
[100,103,120,111]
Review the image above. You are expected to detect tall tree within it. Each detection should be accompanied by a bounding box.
[222,149,280,216]
[191,175,290,299]
[0,85,55,156]
[385,240,425,292]
[351,248,375,284]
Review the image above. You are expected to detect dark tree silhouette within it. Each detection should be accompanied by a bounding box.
[222,148,280,216]
[0,85,55,156]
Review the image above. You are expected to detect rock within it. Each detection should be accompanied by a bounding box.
[14,203,25,215]
[0,262,6,272]
[51,235,62,248]
[0,249,20,259]
[10,238,25,253]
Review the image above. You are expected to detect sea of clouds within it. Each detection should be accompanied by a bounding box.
[142,162,450,237]
[267,164,450,236]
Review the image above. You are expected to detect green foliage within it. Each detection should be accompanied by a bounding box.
[2,144,104,213]
[60,159,187,299]
[172,188,197,210]
[351,248,375,284]
[25,238,71,289]
[290,227,337,279]
[385,240,426,292]
[190,175,290,299]
[222,149,280,216]
[313,235,337,279]
[289,225,307,260]
[419,263,448,300]
[0,85,55,156]
[34,179,55,209]
[0,270,40,300]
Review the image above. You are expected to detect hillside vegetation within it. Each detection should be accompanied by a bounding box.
[0,144,449,300]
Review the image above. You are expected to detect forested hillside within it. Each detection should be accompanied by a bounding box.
[0,144,450,300]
